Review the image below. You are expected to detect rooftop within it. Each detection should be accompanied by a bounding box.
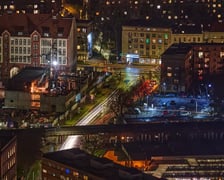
[7,67,46,91]
[0,13,73,38]
[43,148,161,179]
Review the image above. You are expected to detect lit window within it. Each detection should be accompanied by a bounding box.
[146,38,150,44]
[220,52,224,58]
[164,34,168,39]
[65,168,70,174]
[198,52,203,58]
[73,172,79,176]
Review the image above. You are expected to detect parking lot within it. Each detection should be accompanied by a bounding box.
[124,94,221,123]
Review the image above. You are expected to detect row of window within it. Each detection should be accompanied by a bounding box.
[41,39,67,47]
[198,51,224,58]
[10,56,31,63]
[2,37,66,48]
[40,56,67,65]
[11,47,31,54]
[128,32,169,39]
[129,38,169,44]
[7,146,16,158]
[173,36,202,43]
[11,38,31,46]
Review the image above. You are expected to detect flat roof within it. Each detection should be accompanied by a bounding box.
[43,148,160,179]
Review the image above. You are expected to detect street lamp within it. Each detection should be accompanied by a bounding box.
[48,59,58,90]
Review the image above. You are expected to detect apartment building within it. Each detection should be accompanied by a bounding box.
[122,20,172,64]
[122,21,224,65]
[161,43,224,95]
[160,43,192,93]
[0,0,62,14]
[76,19,93,61]
[185,43,224,95]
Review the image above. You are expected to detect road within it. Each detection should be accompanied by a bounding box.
[60,90,119,150]
[60,65,149,150]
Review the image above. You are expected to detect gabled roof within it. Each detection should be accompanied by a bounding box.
[0,13,74,38]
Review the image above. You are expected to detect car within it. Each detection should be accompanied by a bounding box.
[180,111,191,116]
[179,106,186,110]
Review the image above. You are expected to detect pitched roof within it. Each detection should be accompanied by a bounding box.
[0,13,73,38]
[7,67,46,90]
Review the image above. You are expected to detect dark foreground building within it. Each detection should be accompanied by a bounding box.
[0,133,17,180]
[41,148,161,180]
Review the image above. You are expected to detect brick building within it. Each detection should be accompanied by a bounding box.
[161,43,224,96]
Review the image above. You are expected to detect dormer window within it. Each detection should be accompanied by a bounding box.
[57,27,64,37]
[15,26,24,36]
[42,26,50,37]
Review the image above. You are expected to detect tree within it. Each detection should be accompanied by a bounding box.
[109,89,135,123]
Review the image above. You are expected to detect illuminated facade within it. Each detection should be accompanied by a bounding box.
[161,43,224,94]
[76,19,93,61]
[160,43,191,93]
[122,21,224,65]
[122,24,172,64]
[89,0,224,24]
[0,0,62,14]
[185,43,224,94]
[0,13,77,83]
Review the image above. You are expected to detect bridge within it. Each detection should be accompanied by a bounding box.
[44,121,224,143]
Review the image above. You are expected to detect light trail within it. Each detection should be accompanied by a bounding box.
[60,90,118,150]
[60,67,141,150]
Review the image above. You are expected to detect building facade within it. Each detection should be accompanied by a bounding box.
[161,43,224,95]
[122,22,224,65]
[42,148,159,180]
[0,135,17,180]
[122,24,172,64]
[76,19,93,62]
[185,43,224,95]
[0,0,62,14]
[0,13,77,84]
[160,43,192,93]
